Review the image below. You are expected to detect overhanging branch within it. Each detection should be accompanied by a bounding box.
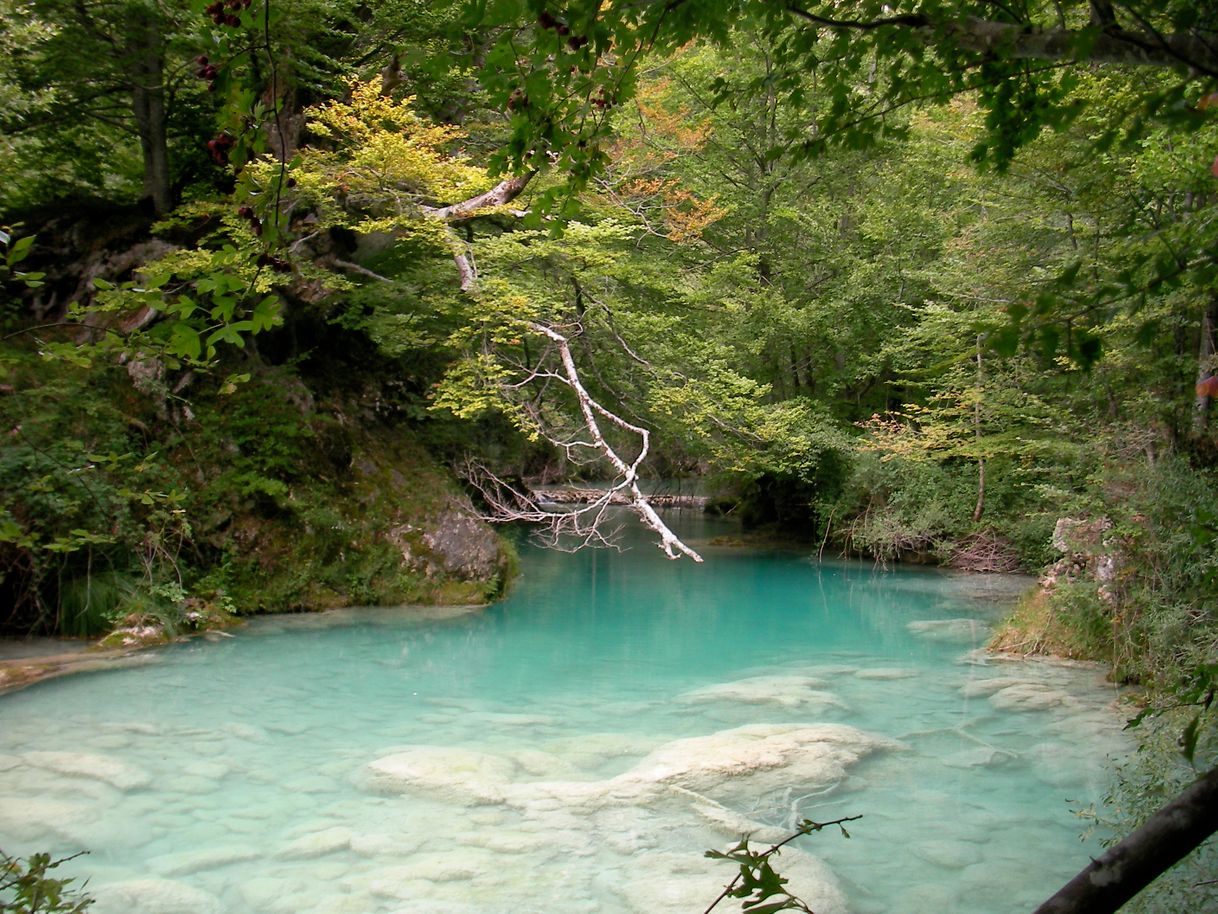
[784,5,1218,76]
[1032,764,1218,914]
[421,172,536,223]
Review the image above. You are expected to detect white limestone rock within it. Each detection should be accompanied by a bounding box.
[854,667,919,680]
[620,847,847,914]
[0,797,88,843]
[538,732,656,771]
[224,722,267,741]
[90,878,226,914]
[941,746,1017,769]
[509,748,579,778]
[364,746,520,803]
[276,825,354,859]
[687,798,790,844]
[910,838,984,870]
[680,675,843,710]
[85,734,133,751]
[614,723,896,796]
[361,723,896,825]
[22,750,151,790]
[988,683,1078,712]
[960,676,1030,698]
[349,830,428,858]
[180,759,231,780]
[147,844,260,877]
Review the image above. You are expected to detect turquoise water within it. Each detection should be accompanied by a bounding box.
[0,513,1129,914]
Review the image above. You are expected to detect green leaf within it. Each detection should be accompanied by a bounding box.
[9,234,34,263]
[219,372,250,395]
[170,324,202,361]
[1179,715,1201,765]
[251,295,282,332]
[742,901,798,914]
[206,321,254,350]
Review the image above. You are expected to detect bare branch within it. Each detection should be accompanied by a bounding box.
[422,172,537,223]
[458,321,704,562]
[332,258,392,282]
[422,173,699,560]
[461,459,627,552]
[521,322,703,562]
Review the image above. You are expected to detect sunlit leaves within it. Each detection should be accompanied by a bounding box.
[281,79,494,242]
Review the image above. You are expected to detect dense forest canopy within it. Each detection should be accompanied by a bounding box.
[1,0,1216,906]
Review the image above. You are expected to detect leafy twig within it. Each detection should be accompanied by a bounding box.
[703,815,861,914]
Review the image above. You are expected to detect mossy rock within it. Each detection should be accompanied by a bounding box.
[220,423,515,613]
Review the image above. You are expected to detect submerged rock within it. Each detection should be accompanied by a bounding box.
[679,675,844,710]
[618,723,893,795]
[90,878,225,914]
[21,750,151,790]
[147,845,260,877]
[854,667,919,680]
[365,746,521,803]
[988,683,1078,712]
[275,825,354,860]
[907,618,985,642]
[363,723,898,819]
[910,838,985,870]
[619,846,847,914]
[0,796,89,842]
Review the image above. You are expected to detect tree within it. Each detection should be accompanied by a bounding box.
[0,0,213,214]
[472,1,1215,181]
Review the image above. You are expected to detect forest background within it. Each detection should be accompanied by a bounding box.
[0,1,1215,909]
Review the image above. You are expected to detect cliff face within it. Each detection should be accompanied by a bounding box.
[221,420,517,614]
[1,209,518,639]
[0,346,517,641]
[183,350,520,612]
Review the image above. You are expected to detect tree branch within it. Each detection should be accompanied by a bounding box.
[421,172,536,223]
[1032,765,1218,914]
[459,321,704,562]
[523,321,703,562]
[422,174,699,561]
[783,6,1218,76]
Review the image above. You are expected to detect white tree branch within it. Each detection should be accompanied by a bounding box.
[524,321,703,562]
[425,173,701,561]
[422,172,537,223]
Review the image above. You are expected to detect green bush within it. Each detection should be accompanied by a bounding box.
[830,452,969,563]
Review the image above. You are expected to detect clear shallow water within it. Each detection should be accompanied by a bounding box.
[0,513,1130,914]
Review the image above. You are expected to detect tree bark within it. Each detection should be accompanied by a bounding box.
[528,322,704,563]
[1193,297,1218,435]
[130,20,171,215]
[422,173,536,223]
[1032,765,1218,914]
[972,334,985,523]
[422,173,537,291]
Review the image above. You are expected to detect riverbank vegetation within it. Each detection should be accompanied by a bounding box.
[1,0,1215,907]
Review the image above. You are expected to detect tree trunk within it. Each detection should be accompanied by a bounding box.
[1032,765,1218,914]
[1193,296,1218,435]
[972,334,985,523]
[130,21,171,215]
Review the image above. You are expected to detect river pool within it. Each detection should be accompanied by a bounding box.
[0,513,1130,913]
